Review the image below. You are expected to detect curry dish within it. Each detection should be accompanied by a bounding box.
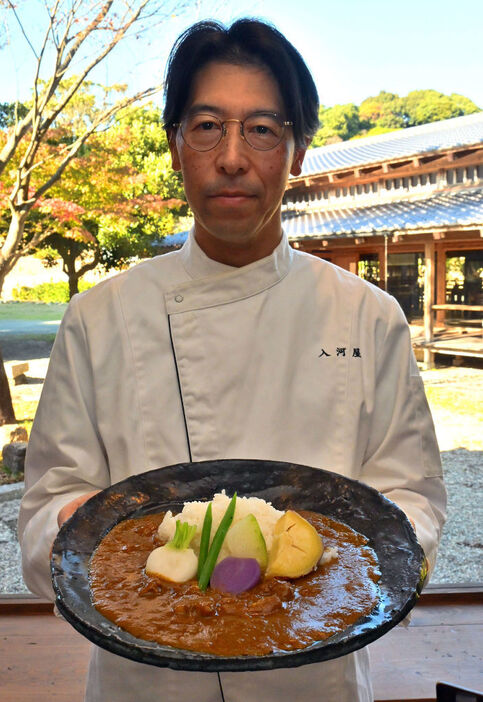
[89,510,380,657]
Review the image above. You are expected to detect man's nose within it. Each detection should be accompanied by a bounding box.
[214,121,250,174]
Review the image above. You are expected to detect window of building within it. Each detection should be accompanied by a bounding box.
[446,250,483,318]
[446,169,455,185]
[358,254,380,286]
[456,168,464,183]
[466,167,475,182]
[385,180,392,190]
[411,175,418,187]
[387,252,425,320]
[429,172,437,184]
[371,182,378,193]
[364,183,371,193]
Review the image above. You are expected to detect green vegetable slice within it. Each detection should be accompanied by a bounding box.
[197,502,212,579]
[198,493,237,591]
[168,520,197,550]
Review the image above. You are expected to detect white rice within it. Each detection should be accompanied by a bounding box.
[157,490,284,552]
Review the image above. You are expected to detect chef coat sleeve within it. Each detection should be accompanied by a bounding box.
[359,298,446,576]
[18,294,110,600]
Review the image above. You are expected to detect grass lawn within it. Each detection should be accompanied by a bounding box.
[0,302,67,321]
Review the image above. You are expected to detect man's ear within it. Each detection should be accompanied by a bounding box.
[290,140,310,177]
[168,129,182,172]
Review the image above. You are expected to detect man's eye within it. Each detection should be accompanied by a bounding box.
[246,119,280,138]
[199,121,216,131]
[190,118,221,132]
[253,124,272,135]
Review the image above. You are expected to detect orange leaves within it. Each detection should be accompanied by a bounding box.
[36,198,86,224]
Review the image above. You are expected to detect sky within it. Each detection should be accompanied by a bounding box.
[1,0,483,111]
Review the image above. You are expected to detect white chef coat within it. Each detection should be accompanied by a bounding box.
[19,231,446,702]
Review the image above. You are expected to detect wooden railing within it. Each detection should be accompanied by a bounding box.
[416,303,483,367]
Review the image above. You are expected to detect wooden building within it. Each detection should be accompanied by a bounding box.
[161,113,483,366]
[284,112,483,365]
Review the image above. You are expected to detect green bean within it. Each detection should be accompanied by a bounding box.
[197,502,212,579]
[198,493,237,591]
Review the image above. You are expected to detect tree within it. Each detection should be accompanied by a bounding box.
[308,90,481,148]
[0,346,16,425]
[0,102,29,129]
[312,104,361,147]
[0,0,193,297]
[31,104,187,297]
[403,90,480,126]
[0,0,193,424]
[359,91,406,130]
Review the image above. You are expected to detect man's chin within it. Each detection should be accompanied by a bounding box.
[197,226,259,248]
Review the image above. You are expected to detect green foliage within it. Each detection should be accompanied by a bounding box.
[312,103,361,147]
[0,102,29,129]
[22,99,188,296]
[359,91,406,129]
[310,89,481,147]
[403,89,479,126]
[12,281,93,303]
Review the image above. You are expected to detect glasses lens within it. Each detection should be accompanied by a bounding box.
[244,113,285,150]
[181,114,222,151]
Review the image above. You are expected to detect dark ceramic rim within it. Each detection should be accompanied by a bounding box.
[51,459,425,672]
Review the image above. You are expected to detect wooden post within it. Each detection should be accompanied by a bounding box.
[383,234,388,291]
[423,241,435,369]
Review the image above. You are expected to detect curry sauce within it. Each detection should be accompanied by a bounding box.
[89,510,380,656]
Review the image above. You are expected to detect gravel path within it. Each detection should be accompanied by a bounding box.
[432,449,482,583]
[1,358,482,592]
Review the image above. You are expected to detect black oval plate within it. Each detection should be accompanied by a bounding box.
[51,459,425,672]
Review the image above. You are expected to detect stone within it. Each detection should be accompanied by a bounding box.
[2,442,27,474]
[8,362,29,379]
[10,426,28,442]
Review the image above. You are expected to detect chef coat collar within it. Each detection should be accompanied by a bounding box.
[167,229,293,313]
[179,230,236,279]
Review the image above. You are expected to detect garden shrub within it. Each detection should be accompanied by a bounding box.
[12,281,94,303]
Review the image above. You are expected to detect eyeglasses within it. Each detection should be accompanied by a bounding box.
[172,112,293,152]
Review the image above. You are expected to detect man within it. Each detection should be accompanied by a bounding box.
[19,19,446,702]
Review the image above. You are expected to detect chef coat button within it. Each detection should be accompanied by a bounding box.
[174,294,184,303]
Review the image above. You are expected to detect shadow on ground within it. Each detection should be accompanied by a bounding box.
[1,335,55,362]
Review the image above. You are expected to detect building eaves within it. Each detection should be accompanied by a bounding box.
[283,186,483,240]
[295,112,483,180]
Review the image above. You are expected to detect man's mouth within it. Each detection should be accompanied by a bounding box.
[208,190,256,206]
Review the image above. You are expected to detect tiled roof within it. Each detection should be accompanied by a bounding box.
[298,112,483,178]
[284,187,483,239]
[158,113,483,249]
[157,187,483,248]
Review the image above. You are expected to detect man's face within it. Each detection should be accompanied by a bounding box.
[169,61,307,266]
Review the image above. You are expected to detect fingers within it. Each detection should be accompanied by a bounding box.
[57,490,100,528]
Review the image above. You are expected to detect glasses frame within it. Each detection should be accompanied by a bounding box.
[171,112,294,152]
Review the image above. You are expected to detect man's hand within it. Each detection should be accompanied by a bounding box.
[57,491,100,528]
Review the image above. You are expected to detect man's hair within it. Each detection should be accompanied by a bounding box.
[163,18,319,148]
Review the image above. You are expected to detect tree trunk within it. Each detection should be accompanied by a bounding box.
[0,208,27,299]
[0,347,16,426]
[68,270,80,299]
[64,247,81,298]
